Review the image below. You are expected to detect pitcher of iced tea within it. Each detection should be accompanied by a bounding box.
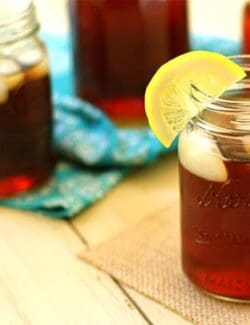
[69,0,189,123]
[179,55,250,302]
[0,0,54,196]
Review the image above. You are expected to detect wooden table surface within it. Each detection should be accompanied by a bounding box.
[0,153,193,325]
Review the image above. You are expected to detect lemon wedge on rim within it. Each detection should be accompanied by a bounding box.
[145,51,246,147]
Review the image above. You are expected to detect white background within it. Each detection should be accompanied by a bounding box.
[34,0,247,42]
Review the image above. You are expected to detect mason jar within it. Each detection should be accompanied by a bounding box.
[69,0,189,123]
[0,0,54,197]
[179,55,250,302]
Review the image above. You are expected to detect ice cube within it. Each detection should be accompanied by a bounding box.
[17,48,44,69]
[0,57,21,76]
[0,77,8,104]
[4,73,25,90]
[0,58,24,90]
[179,128,228,182]
[25,57,49,80]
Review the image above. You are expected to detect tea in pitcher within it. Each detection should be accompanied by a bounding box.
[69,0,189,122]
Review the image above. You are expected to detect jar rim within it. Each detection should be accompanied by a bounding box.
[191,54,250,113]
[0,2,39,46]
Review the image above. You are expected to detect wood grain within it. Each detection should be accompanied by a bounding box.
[73,155,191,324]
[73,154,179,245]
[126,289,191,325]
[0,208,148,325]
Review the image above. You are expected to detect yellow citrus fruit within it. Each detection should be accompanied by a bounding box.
[145,51,246,147]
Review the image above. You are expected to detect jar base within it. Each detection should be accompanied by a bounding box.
[183,270,250,303]
[202,288,250,303]
[0,167,54,198]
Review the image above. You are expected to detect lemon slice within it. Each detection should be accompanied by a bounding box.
[179,128,228,182]
[145,51,246,147]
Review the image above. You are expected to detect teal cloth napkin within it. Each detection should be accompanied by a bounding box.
[0,33,240,218]
[0,94,173,218]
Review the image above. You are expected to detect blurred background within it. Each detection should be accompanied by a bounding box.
[32,0,249,124]
[33,0,246,40]
[0,0,248,202]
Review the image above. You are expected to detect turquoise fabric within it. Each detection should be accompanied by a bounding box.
[0,33,239,218]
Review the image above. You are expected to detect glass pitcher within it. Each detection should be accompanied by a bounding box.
[69,0,189,123]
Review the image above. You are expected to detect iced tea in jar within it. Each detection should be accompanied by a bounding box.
[0,0,54,197]
[69,0,189,123]
[179,55,250,301]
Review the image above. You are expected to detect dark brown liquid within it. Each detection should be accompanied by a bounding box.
[243,2,250,54]
[69,0,189,122]
[180,161,250,300]
[0,66,54,197]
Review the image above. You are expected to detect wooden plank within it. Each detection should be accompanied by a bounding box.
[72,155,190,324]
[73,154,179,245]
[0,288,26,325]
[126,289,191,325]
[0,208,148,325]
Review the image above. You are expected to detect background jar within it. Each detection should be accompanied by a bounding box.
[0,0,54,197]
[69,0,189,124]
[179,55,250,301]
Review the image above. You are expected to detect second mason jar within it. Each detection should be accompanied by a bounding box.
[0,1,54,197]
[179,55,250,302]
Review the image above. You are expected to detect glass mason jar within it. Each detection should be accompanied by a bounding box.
[69,0,189,123]
[179,55,250,302]
[0,1,54,197]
